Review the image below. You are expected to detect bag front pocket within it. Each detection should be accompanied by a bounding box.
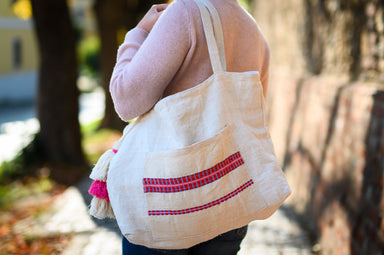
[143,125,255,242]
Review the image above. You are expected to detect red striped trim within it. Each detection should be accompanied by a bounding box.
[143,152,244,193]
[148,179,253,216]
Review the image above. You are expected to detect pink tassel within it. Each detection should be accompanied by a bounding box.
[89,180,110,202]
[88,180,115,219]
[87,123,134,219]
[88,148,118,219]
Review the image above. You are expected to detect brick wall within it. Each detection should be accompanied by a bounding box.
[252,0,384,254]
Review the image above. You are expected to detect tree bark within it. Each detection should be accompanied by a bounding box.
[31,0,85,166]
[94,0,126,130]
[94,0,167,130]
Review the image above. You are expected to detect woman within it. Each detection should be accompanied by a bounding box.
[109,0,270,254]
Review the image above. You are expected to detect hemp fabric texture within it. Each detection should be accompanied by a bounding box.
[89,0,291,249]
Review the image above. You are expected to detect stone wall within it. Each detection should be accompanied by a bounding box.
[253,0,384,80]
[252,0,384,254]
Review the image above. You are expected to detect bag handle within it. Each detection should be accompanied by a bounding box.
[194,0,226,73]
[103,1,226,151]
[199,0,226,72]
[89,0,227,220]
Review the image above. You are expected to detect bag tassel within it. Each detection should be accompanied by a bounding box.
[89,196,115,219]
[87,124,133,219]
[88,149,117,219]
[89,149,116,181]
[88,178,115,219]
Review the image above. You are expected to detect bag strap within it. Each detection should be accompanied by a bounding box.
[194,0,226,73]
[107,0,227,152]
[199,0,226,72]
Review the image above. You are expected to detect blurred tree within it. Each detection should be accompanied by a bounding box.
[94,0,126,130]
[30,0,85,170]
[94,0,166,130]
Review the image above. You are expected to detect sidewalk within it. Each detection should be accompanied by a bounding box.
[0,88,105,163]
[0,89,313,254]
[13,176,312,255]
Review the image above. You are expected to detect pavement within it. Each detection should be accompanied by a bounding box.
[0,89,313,255]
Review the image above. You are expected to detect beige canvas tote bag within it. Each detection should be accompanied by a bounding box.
[88,0,291,249]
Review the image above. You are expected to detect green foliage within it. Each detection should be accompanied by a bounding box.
[81,118,102,136]
[0,119,104,184]
[0,154,25,184]
[0,178,53,208]
[77,36,100,77]
[0,118,120,209]
[0,135,44,185]
[84,129,118,164]
[82,119,121,164]
[238,0,252,12]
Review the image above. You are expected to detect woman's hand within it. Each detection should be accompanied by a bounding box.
[137,4,169,32]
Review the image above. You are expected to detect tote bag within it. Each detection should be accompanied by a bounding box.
[89,0,291,249]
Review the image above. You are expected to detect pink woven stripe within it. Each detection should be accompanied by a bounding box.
[88,180,110,202]
[143,152,242,185]
[148,179,253,216]
[112,149,118,153]
[143,152,244,193]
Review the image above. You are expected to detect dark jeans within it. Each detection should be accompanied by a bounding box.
[122,226,248,255]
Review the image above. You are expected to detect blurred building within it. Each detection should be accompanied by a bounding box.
[0,0,38,105]
[0,0,96,106]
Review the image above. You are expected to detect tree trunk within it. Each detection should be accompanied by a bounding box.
[94,0,126,130]
[94,0,167,130]
[31,0,85,167]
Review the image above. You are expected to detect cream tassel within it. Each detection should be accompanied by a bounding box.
[88,121,137,219]
[89,197,115,219]
[89,149,115,181]
[88,148,116,219]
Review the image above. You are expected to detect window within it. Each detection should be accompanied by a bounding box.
[12,37,22,69]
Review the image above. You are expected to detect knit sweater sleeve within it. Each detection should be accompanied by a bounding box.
[110,0,190,121]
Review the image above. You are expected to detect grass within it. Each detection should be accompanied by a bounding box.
[81,119,122,164]
[0,178,53,209]
[0,154,25,185]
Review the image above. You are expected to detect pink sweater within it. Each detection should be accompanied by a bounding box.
[110,0,270,121]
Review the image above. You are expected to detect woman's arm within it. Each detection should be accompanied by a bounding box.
[110,0,191,121]
[137,4,168,32]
